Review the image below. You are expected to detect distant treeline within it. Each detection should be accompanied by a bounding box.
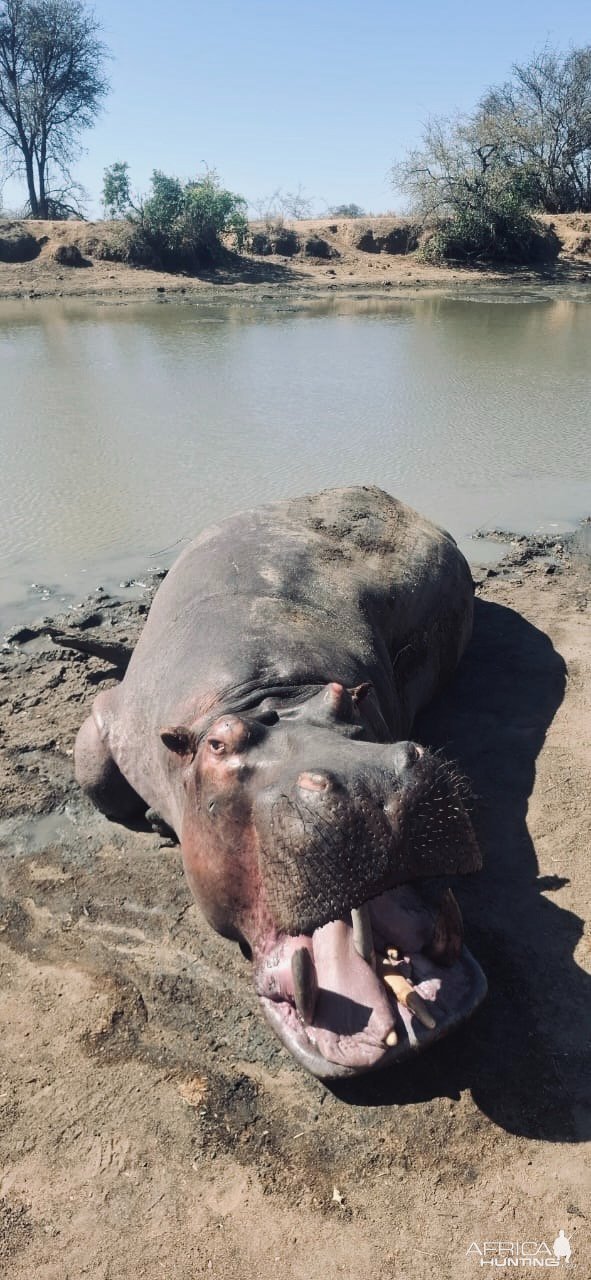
[393,45,591,263]
[2,0,589,270]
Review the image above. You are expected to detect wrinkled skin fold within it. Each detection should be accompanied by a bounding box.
[75,486,487,1079]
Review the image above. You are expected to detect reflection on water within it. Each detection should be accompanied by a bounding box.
[1,295,590,627]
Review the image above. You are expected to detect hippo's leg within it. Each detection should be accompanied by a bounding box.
[74,687,144,821]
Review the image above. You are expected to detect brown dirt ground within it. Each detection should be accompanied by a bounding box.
[0,533,589,1278]
[1,213,591,306]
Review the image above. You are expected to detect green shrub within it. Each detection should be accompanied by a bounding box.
[102,162,132,219]
[136,169,248,268]
[420,182,559,264]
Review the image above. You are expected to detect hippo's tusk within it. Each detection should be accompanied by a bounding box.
[291,947,318,1025]
[426,888,464,968]
[382,972,437,1030]
[404,990,437,1031]
[351,903,376,969]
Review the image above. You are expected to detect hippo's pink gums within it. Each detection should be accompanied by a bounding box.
[75,486,486,1078]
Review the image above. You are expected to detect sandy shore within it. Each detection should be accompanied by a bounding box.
[0,530,589,1277]
[2,214,591,307]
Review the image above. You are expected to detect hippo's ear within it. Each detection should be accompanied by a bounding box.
[160,725,197,759]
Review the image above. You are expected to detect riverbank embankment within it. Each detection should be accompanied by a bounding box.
[2,213,591,306]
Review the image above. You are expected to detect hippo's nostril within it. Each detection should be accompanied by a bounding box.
[297,771,331,793]
[257,709,279,726]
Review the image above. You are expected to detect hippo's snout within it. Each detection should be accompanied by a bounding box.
[255,740,481,939]
[296,741,424,798]
[250,736,484,1081]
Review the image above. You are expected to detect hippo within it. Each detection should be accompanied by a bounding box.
[74,486,486,1079]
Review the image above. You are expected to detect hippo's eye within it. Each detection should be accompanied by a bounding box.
[257,709,279,726]
[208,738,225,755]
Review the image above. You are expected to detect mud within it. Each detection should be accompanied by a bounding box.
[0,535,589,1278]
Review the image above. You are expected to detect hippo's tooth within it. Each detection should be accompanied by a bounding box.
[382,972,437,1031]
[426,888,464,967]
[291,947,318,1025]
[384,1030,398,1047]
[351,903,376,969]
[405,990,437,1030]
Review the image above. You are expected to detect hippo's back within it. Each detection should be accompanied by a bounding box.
[118,486,473,740]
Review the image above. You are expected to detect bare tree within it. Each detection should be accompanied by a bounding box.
[392,113,551,263]
[0,0,108,218]
[252,184,313,225]
[392,115,494,219]
[477,47,591,212]
[394,46,591,222]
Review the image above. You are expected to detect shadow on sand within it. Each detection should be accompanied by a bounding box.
[331,597,590,1143]
[193,253,309,287]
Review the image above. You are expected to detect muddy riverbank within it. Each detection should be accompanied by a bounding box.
[2,214,591,307]
[0,530,589,1277]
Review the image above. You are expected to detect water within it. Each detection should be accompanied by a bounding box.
[1,293,590,629]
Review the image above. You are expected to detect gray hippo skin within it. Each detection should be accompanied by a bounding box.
[75,486,486,1079]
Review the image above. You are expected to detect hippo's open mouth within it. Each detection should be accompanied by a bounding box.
[253,884,487,1078]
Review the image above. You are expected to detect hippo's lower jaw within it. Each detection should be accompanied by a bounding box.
[253,884,487,1079]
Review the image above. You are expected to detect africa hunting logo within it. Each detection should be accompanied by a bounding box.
[467,1232,572,1267]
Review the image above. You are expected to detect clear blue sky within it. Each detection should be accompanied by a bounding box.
[2,0,591,217]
